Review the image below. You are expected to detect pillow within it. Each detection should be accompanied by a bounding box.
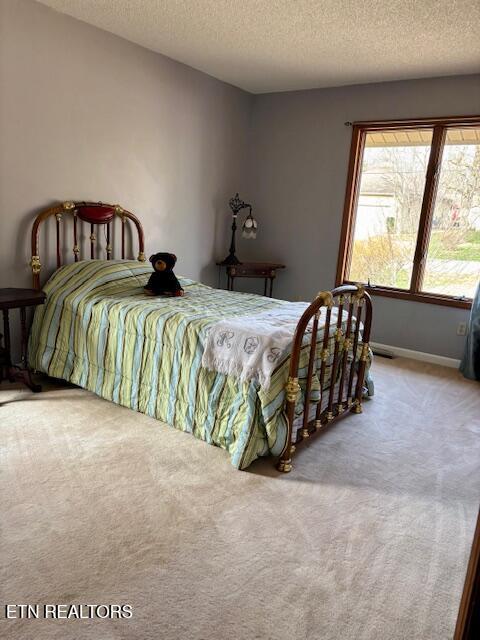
[42,259,152,298]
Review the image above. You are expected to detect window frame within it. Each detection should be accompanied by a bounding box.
[336,115,480,310]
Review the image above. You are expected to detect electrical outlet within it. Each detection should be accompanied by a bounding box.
[457,322,467,336]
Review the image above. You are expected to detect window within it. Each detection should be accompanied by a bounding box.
[336,117,480,308]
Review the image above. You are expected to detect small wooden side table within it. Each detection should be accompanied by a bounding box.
[217,262,285,298]
[0,288,46,392]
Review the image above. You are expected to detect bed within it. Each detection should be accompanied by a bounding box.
[28,201,373,472]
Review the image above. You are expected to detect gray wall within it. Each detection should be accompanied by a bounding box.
[247,75,480,359]
[1,0,478,361]
[0,0,252,292]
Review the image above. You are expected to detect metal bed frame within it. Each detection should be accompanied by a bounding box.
[30,200,372,473]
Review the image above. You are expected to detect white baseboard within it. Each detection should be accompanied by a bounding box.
[370,341,461,369]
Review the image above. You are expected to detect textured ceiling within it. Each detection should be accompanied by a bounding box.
[36,0,480,94]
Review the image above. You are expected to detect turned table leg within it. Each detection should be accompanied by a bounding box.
[269,276,275,298]
[20,307,28,367]
[1,306,41,392]
[17,307,41,392]
[2,309,14,382]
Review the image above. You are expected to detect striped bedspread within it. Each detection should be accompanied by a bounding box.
[29,260,370,469]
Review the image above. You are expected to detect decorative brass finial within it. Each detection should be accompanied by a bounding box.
[30,255,41,274]
[353,283,365,300]
[316,290,334,307]
[277,459,292,473]
[285,377,300,403]
[62,201,75,210]
[360,342,370,362]
[352,400,363,414]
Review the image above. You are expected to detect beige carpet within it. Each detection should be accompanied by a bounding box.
[1,358,479,640]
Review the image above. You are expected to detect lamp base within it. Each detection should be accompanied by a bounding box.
[218,254,241,266]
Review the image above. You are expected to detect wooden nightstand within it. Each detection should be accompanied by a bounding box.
[217,262,285,297]
[0,288,46,392]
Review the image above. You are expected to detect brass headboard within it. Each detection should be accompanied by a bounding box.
[31,200,146,289]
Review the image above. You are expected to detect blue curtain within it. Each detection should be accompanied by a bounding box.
[460,281,480,381]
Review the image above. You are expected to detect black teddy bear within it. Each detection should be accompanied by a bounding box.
[144,252,184,297]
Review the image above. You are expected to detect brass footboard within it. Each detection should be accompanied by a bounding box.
[277,284,372,473]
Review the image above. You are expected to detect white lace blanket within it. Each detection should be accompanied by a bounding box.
[201,303,335,390]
